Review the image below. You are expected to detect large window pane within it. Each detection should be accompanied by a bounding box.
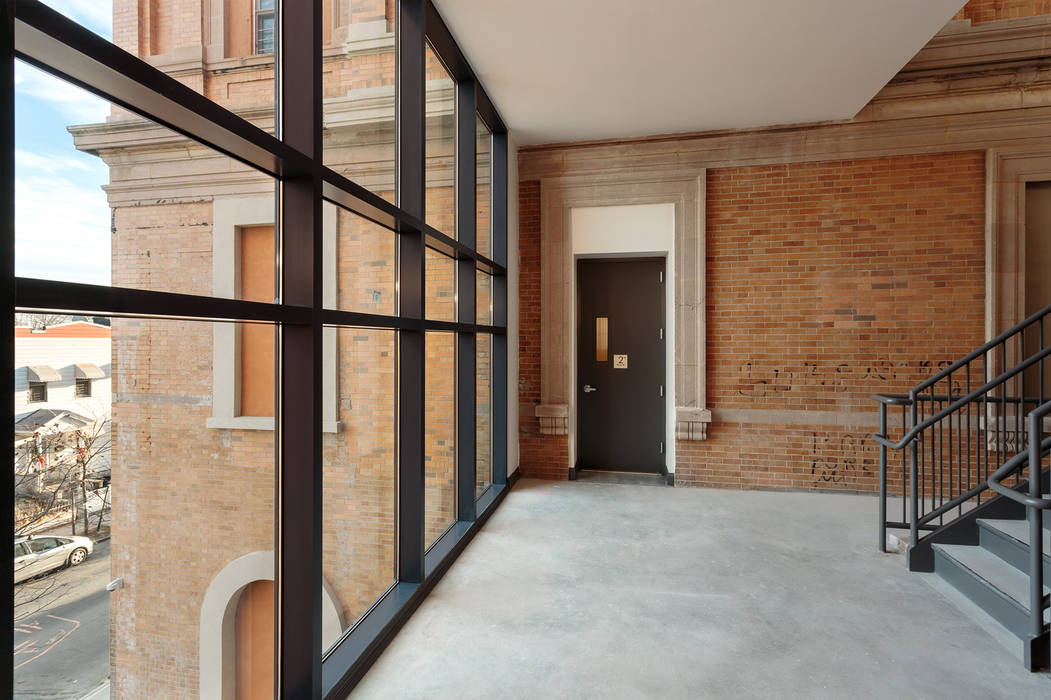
[13,315,275,697]
[324,202,397,315]
[477,271,493,326]
[425,248,456,322]
[476,333,493,498]
[15,61,277,300]
[476,117,492,257]
[39,0,275,123]
[322,0,397,201]
[323,327,397,651]
[425,331,456,548]
[424,43,455,235]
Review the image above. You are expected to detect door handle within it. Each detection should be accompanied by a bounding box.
[583,385,597,393]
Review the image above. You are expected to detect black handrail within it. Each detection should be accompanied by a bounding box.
[914,302,1051,394]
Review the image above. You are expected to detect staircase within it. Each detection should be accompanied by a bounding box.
[874,303,1051,671]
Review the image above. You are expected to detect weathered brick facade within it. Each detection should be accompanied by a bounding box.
[89,0,487,694]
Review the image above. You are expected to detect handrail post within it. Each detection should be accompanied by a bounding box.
[1027,408,1048,671]
[909,400,919,550]
[878,402,888,552]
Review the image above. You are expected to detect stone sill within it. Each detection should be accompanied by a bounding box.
[207,417,341,433]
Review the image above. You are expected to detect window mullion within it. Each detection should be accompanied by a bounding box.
[455,79,476,519]
[397,0,426,585]
[492,131,508,486]
[276,0,323,697]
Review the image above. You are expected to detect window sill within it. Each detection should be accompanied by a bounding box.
[206,417,342,433]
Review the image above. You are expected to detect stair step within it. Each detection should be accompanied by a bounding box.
[978,519,1051,582]
[932,543,1050,639]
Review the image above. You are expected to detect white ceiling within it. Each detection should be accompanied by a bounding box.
[433,0,966,145]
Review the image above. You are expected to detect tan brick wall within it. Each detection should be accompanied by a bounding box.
[101,0,472,688]
[109,315,275,699]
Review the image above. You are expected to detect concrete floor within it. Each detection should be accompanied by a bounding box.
[351,478,1051,699]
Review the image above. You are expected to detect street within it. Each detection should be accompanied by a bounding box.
[13,538,110,699]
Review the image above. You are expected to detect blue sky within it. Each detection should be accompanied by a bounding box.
[15,2,113,285]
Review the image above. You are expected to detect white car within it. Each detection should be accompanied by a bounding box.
[14,535,94,584]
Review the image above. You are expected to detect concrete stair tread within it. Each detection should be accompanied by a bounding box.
[978,519,1051,553]
[932,543,1049,611]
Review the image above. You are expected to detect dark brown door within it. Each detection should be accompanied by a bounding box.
[577,259,665,473]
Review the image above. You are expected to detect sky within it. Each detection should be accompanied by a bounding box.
[15,2,113,285]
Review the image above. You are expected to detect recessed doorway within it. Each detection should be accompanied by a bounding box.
[576,258,666,473]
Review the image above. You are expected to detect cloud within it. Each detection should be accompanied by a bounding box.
[15,61,110,124]
[15,149,95,174]
[15,163,111,286]
[43,0,113,39]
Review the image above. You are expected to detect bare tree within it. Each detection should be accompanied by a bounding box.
[13,415,110,621]
[14,313,74,330]
[14,414,111,537]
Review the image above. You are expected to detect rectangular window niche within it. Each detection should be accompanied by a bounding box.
[206,196,341,432]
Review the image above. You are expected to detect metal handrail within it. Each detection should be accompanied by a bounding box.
[914,302,1051,394]
[875,306,1050,554]
[873,344,1051,452]
[988,436,1051,509]
[986,400,1051,671]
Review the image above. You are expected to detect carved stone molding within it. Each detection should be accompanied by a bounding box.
[902,16,1051,74]
[676,408,713,441]
[987,148,1051,338]
[536,404,569,436]
[533,164,710,448]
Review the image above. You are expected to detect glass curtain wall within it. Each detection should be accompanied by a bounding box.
[3,1,508,697]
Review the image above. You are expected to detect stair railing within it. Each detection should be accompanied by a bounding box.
[874,303,1051,553]
[988,399,1051,671]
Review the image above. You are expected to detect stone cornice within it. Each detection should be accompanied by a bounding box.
[901,15,1051,75]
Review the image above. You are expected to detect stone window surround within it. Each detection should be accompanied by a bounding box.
[198,550,345,700]
[206,196,340,432]
[534,165,712,454]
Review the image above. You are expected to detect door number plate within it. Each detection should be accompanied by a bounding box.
[613,354,628,369]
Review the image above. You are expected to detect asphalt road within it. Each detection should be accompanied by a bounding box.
[13,538,110,699]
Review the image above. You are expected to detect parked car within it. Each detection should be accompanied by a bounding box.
[13,535,94,584]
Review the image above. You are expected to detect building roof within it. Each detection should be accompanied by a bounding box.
[15,322,111,338]
[14,408,93,435]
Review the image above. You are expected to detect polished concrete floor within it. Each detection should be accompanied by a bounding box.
[351,478,1051,699]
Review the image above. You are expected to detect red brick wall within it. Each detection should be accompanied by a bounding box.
[956,0,1051,23]
[516,152,988,489]
[682,151,987,491]
[517,180,569,479]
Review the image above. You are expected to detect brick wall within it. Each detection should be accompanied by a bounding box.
[517,180,569,479]
[686,152,986,491]
[517,153,988,489]
[956,0,1051,23]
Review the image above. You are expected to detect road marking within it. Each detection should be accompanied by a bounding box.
[13,614,81,670]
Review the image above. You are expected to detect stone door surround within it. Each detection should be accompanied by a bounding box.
[535,165,712,444]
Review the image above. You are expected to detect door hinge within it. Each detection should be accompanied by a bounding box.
[659,441,665,455]
[659,271,664,283]
[658,327,663,341]
[658,384,664,398]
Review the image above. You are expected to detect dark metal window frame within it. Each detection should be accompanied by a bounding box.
[74,377,91,398]
[1,1,510,697]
